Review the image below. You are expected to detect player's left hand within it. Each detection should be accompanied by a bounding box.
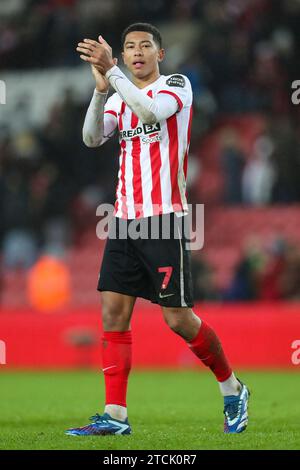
[76,36,116,74]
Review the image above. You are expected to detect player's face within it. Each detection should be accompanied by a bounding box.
[122,31,164,78]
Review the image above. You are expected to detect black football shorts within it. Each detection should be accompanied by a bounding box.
[97,213,194,307]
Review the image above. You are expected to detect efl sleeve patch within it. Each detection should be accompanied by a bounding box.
[166,75,186,88]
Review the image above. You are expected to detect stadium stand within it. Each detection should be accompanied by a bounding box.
[1,0,300,309]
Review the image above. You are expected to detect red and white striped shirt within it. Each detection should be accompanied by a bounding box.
[103,74,193,219]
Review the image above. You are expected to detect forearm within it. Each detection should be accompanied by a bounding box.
[106,66,178,124]
[82,89,107,147]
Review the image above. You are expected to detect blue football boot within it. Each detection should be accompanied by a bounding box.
[65,413,131,436]
[223,381,250,433]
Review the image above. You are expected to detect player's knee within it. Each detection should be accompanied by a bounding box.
[102,305,129,327]
[163,308,187,334]
[162,307,201,338]
[101,298,132,330]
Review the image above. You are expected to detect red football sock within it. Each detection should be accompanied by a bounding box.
[187,321,232,382]
[102,331,132,407]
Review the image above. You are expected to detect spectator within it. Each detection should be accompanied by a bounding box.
[258,238,287,300]
[223,238,264,301]
[242,135,276,205]
[191,253,219,301]
[281,244,300,300]
[220,128,245,205]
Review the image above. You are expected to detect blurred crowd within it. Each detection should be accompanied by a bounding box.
[219,118,300,206]
[0,89,119,268]
[1,0,300,112]
[1,0,300,305]
[192,236,300,302]
[0,0,177,69]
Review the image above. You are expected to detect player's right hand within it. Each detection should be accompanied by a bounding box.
[91,58,118,93]
[91,57,118,93]
[76,37,118,93]
[91,65,110,93]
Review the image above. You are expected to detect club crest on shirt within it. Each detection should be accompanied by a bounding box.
[166,75,185,88]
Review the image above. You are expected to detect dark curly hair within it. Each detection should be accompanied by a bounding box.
[121,22,162,50]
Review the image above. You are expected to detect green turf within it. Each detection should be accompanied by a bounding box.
[0,369,299,450]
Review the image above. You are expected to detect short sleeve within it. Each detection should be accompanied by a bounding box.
[157,74,193,111]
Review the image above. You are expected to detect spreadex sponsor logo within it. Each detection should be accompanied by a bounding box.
[119,122,161,139]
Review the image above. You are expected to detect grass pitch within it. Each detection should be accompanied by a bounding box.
[0,369,299,450]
